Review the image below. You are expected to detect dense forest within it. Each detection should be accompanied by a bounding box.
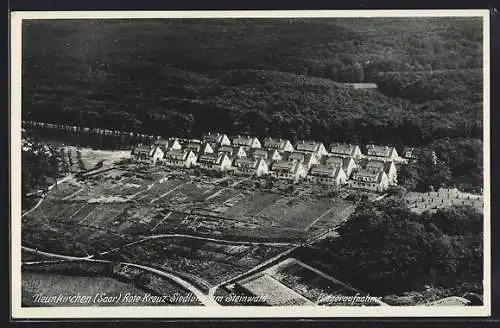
[295,197,483,304]
[22,18,484,190]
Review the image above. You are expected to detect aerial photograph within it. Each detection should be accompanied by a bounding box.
[19,15,485,309]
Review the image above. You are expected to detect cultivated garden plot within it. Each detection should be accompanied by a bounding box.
[264,258,363,305]
[237,273,315,306]
[405,188,483,214]
[45,180,84,200]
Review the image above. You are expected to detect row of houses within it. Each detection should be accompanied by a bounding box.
[132,133,413,192]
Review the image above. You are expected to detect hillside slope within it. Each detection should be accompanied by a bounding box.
[22,17,483,147]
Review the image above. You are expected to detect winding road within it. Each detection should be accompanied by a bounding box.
[22,246,219,307]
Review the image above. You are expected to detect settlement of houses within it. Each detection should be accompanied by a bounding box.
[132,133,422,192]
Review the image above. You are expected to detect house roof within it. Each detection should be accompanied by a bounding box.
[154,138,169,146]
[352,169,385,183]
[234,157,262,169]
[263,137,291,150]
[232,135,258,147]
[185,142,201,150]
[366,159,394,174]
[326,155,353,172]
[203,132,227,143]
[303,153,318,165]
[295,140,322,152]
[366,145,396,158]
[165,149,189,161]
[252,148,269,158]
[217,145,234,154]
[272,160,295,172]
[133,144,152,154]
[310,165,343,178]
[330,143,359,156]
[268,149,282,159]
[198,153,227,165]
[289,152,305,161]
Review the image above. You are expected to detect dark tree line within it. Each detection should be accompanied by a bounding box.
[295,198,483,298]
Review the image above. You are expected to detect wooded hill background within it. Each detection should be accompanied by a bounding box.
[22,18,484,191]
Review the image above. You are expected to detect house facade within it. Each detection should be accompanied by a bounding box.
[232,135,262,149]
[164,149,198,168]
[270,161,308,182]
[262,137,294,152]
[233,158,269,177]
[185,141,214,155]
[202,132,231,146]
[167,138,183,151]
[365,159,397,185]
[150,146,165,164]
[366,145,398,161]
[330,143,363,160]
[153,138,170,148]
[325,155,357,177]
[251,148,270,160]
[288,152,319,169]
[132,144,154,162]
[295,140,329,157]
[218,145,248,159]
[348,169,389,192]
[197,153,232,171]
[307,165,348,186]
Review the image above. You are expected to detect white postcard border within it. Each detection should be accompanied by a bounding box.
[10,9,491,319]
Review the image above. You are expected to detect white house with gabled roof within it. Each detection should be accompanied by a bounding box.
[202,132,231,146]
[262,137,294,152]
[150,146,165,164]
[167,137,183,151]
[295,140,328,157]
[233,157,269,177]
[184,141,214,155]
[348,168,389,192]
[232,135,261,149]
[307,165,348,186]
[330,143,363,160]
[365,159,397,185]
[164,149,198,168]
[325,155,357,177]
[197,153,232,171]
[270,160,308,182]
[365,145,398,161]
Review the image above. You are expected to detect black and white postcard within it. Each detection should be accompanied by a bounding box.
[10,10,491,318]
